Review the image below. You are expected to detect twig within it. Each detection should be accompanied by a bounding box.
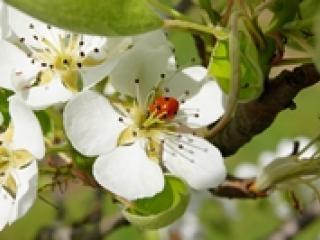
[99,212,129,236]
[267,203,320,240]
[206,10,240,137]
[210,175,268,199]
[209,64,320,157]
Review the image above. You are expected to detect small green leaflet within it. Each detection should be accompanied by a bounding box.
[123,175,190,229]
[208,27,263,102]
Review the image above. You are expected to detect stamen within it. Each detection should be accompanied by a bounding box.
[162,138,195,163]
[134,79,144,110]
[167,135,208,153]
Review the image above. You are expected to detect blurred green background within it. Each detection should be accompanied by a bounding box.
[1,0,320,239]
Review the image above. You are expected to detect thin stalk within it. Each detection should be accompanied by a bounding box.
[164,19,229,39]
[207,11,240,137]
[46,143,71,155]
[274,57,313,66]
[148,0,189,21]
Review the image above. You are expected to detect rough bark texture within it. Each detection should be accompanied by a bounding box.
[210,175,267,199]
[209,64,320,157]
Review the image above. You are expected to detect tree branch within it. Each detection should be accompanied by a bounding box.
[267,203,320,240]
[210,175,268,199]
[208,64,320,157]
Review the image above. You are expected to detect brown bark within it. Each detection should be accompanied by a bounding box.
[209,64,320,157]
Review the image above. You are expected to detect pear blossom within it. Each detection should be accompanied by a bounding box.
[257,137,320,206]
[0,96,45,230]
[64,32,226,200]
[0,5,131,109]
[235,137,319,218]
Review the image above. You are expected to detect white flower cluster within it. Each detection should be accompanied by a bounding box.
[0,3,227,229]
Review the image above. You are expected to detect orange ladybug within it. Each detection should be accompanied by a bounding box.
[149,96,179,120]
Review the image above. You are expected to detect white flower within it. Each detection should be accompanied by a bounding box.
[0,96,45,230]
[64,31,226,201]
[0,1,9,39]
[0,5,131,109]
[235,137,319,218]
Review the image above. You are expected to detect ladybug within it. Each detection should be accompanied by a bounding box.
[149,96,179,120]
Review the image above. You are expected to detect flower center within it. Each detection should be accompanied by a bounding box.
[0,127,34,197]
[16,25,104,92]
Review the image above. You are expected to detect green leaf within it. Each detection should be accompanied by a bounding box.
[199,0,220,24]
[71,149,95,172]
[0,89,14,129]
[208,26,264,102]
[299,0,320,20]
[169,31,200,68]
[282,0,320,32]
[123,175,190,229]
[5,0,164,36]
[35,110,53,137]
[267,0,300,32]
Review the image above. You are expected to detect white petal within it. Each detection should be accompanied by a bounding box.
[9,96,45,159]
[133,30,170,49]
[110,31,171,107]
[93,142,164,200]
[179,80,224,128]
[294,137,317,159]
[9,161,38,224]
[63,90,125,156]
[80,58,119,89]
[163,134,226,189]
[258,151,276,168]
[234,163,258,178]
[17,77,74,110]
[0,2,9,39]
[160,66,206,99]
[80,37,132,88]
[0,40,31,91]
[0,188,14,231]
[7,6,63,49]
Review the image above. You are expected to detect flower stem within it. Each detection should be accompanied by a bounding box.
[206,11,240,137]
[46,143,71,155]
[273,57,313,66]
[164,19,229,39]
[148,0,189,21]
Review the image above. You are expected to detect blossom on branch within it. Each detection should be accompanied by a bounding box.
[0,4,131,109]
[64,31,226,200]
[0,97,44,230]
